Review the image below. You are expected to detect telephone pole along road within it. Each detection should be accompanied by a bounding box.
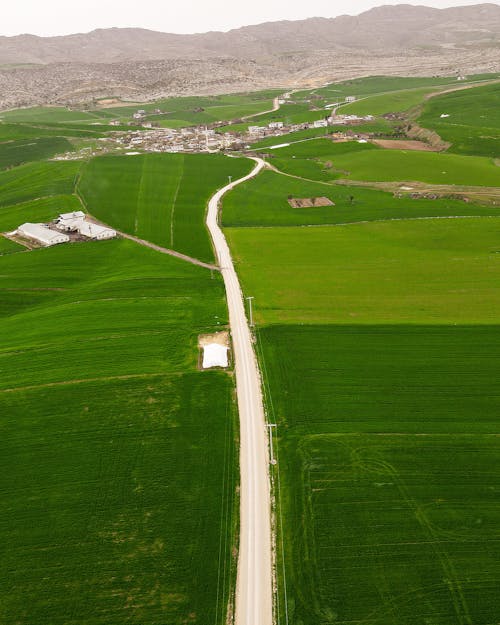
[206,157,273,625]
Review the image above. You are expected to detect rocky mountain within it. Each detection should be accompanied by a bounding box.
[0,4,499,109]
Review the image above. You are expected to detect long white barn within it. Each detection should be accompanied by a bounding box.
[17,223,70,246]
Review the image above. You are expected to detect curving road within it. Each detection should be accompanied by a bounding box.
[206,158,273,625]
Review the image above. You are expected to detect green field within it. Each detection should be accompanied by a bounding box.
[0,136,72,170]
[226,215,500,623]
[267,139,500,186]
[0,90,281,128]
[0,238,239,625]
[78,153,253,262]
[227,219,500,324]
[340,86,442,116]
[258,324,500,624]
[222,169,500,227]
[0,161,81,207]
[419,83,500,157]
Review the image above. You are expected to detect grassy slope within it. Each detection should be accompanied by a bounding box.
[267,139,500,186]
[419,83,500,157]
[222,170,500,227]
[78,153,253,262]
[0,239,238,625]
[0,136,73,170]
[0,161,81,207]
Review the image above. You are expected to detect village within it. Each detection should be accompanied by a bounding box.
[53,96,381,161]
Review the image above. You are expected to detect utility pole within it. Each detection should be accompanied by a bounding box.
[267,424,277,465]
[246,296,254,327]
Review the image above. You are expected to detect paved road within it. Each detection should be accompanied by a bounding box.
[206,158,273,625]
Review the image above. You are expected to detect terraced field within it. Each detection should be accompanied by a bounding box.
[78,153,253,262]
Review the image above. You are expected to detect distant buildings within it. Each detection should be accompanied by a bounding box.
[268,121,284,129]
[345,96,357,103]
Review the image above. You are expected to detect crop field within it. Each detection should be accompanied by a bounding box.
[0,236,22,254]
[340,86,442,116]
[0,136,73,170]
[419,83,500,157]
[222,170,500,227]
[0,160,81,207]
[1,90,281,128]
[268,141,500,186]
[226,214,500,623]
[227,218,500,325]
[78,153,253,262]
[0,238,239,625]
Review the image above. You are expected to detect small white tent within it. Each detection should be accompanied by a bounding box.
[202,343,229,369]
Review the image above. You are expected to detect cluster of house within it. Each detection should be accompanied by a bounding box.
[16,211,116,247]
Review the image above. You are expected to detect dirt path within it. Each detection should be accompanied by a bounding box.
[116,230,219,270]
[206,158,273,625]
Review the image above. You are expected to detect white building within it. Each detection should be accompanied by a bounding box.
[313,119,328,128]
[77,221,116,240]
[269,121,284,129]
[345,96,357,103]
[17,223,70,247]
[248,126,264,134]
[56,211,86,232]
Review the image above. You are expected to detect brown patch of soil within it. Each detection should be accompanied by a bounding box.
[288,197,335,208]
[373,139,439,151]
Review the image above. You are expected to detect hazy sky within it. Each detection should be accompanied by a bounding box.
[1,0,495,37]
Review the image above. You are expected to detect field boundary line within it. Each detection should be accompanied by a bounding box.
[0,372,172,393]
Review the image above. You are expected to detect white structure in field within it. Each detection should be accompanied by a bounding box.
[17,223,70,246]
[202,343,229,369]
[345,96,356,102]
[56,211,86,232]
[269,121,284,129]
[55,212,116,240]
[313,119,328,128]
[77,221,116,240]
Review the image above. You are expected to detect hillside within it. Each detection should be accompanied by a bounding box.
[0,4,499,109]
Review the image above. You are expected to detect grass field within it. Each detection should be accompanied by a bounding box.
[78,153,253,262]
[268,140,500,186]
[258,324,500,624]
[0,136,72,170]
[227,216,500,623]
[222,170,500,227]
[0,238,239,625]
[227,218,500,324]
[1,90,281,128]
[419,83,500,157]
[0,161,81,207]
[340,86,442,116]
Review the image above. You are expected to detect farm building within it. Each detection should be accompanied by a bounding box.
[269,121,284,129]
[56,211,86,232]
[345,96,356,102]
[77,221,116,240]
[17,223,70,247]
[313,119,328,128]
